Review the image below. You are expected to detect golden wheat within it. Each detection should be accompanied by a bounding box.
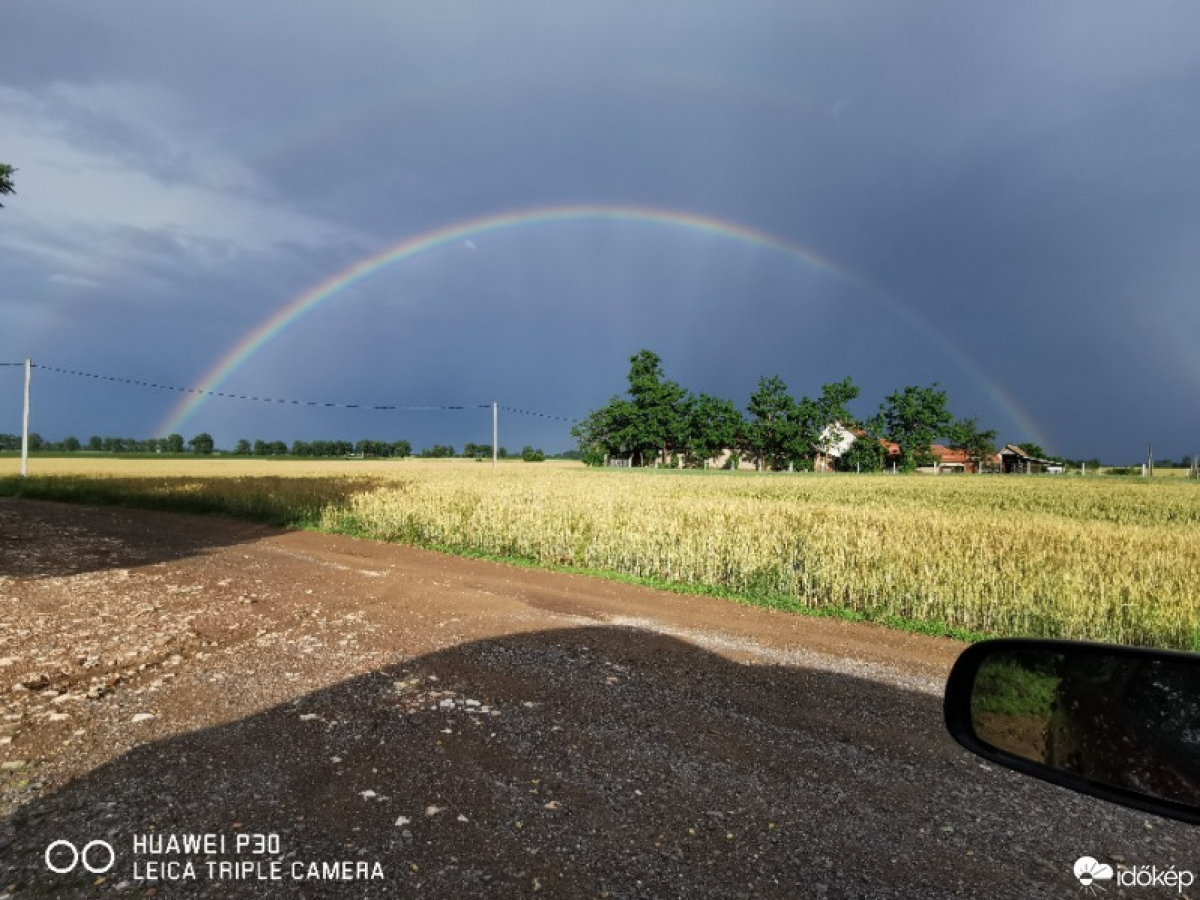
[5,458,1198,648]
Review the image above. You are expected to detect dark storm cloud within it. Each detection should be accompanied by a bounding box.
[3,2,1199,460]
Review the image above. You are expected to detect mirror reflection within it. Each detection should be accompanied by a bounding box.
[971,649,1200,807]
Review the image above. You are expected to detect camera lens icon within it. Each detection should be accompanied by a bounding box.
[45,839,115,875]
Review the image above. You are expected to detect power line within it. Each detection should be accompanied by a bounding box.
[498,405,579,424]
[32,364,492,413]
[21,363,579,421]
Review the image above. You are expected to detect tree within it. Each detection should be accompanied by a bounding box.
[745,375,799,471]
[520,446,546,462]
[878,384,953,471]
[571,396,635,465]
[1017,442,1047,459]
[233,439,252,455]
[188,433,215,455]
[358,439,395,457]
[815,377,859,431]
[0,164,14,207]
[571,351,696,466]
[681,393,743,467]
[625,349,688,466]
[164,433,185,454]
[946,417,997,473]
[840,430,887,472]
[62,436,81,452]
[812,377,860,465]
[788,394,828,471]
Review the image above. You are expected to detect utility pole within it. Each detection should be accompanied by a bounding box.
[492,402,498,468]
[20,358,31,477]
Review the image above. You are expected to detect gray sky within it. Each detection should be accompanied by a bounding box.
[3,1,1199,461]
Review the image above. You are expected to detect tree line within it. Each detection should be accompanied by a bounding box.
[1,434,196,454]
[1,433,550,461]
[571,349,1000,472]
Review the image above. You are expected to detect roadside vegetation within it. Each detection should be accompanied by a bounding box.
[3,458,1198,651]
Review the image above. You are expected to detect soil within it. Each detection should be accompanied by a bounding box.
[0,498,1194,899]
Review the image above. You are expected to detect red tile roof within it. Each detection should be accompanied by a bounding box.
[930,445,970,464]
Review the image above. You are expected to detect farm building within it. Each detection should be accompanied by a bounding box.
[708,448,758,470]
[918,445,1003,474]
[830,433,1002,474]
[814,423,859,472]
[920,445,970,474]
[999,444,1063,474]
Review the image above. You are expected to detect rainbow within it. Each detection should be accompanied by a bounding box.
[158,203,1049,446]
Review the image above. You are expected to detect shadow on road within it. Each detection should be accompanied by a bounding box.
[0,495,299,578]
[3,626,1182,899]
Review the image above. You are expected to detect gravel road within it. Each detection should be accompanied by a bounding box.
[0,498,1194,898]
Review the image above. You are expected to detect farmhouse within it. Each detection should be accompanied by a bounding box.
[614,428,1028,475]
[814,423,859,472]
[825,432,1004,474]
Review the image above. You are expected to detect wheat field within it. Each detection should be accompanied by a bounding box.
[3,457,1198,649]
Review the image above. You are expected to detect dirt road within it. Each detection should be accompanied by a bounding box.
[0,498,1193,898]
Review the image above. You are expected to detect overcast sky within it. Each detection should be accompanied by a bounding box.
[3,2,1199,461]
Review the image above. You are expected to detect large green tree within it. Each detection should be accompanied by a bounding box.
[625,349,688,466]
[572,350,690,467]
[0,164,15,207]
[571,396,635,465]
[745,375,801,471]
[811,377,860,466]
[947,417,998,473]
[815,377,859,430]
[878,384,953,471]
[681,393,743,467]
[840,426,888,472]
[188,433,215,455]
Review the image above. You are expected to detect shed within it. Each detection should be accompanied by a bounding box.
[999,444,1061,474]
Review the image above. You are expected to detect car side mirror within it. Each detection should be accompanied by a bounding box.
[944,639,1200,825]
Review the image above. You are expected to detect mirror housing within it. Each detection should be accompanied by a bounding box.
[945,638,1200,825]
